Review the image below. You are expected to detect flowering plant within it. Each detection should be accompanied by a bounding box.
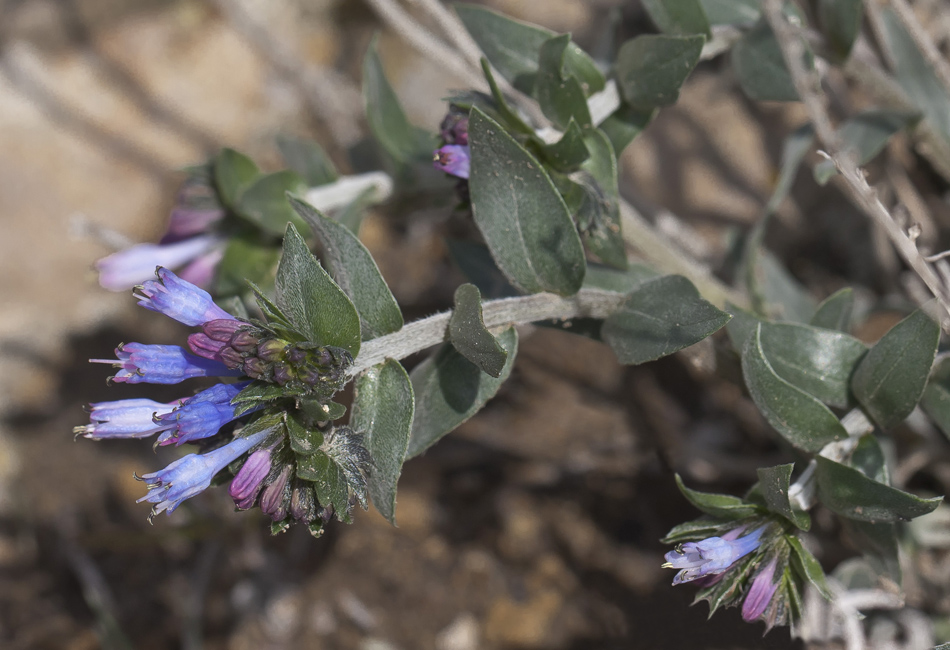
[77,1,950,645]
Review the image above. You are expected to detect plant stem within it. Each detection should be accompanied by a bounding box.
[348,288,627,376]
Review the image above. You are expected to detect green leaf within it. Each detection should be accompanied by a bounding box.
[598,103,655,155]
[300,398,347,422]
[810,288,855,332]
[725,302,762,352]
[542,119,590,170]
[748,248,817,322]
[234,171,309,236]
[535,35,592,129]
[455,5,602,95]
[741,324,849,452]
[696,554,757,617]
[757,464,811,530]
[851,307,940,428]
[407,327,518,459]
[758,322,867,408]
[562,41,606,96]
[232,383,290,416]
[455,4,549,92]
[582,262,659,293]
[921,356,950,441]
[351,359,414,525]
[814,110,918,184]
[213,148,259,209]
[214,236,281,297]
[660,518,728,544]
[468,108,586,295]
[733,20,804,102]
[766,124,814,214]
[276,135,338,186]
[290,196,403,340]
[616,35,705,109]
[479,60,534,136]
[816,455,942,522]
[602,275,731,365]
[786,535,832,600]
[286,412,324,456]
[297,450,350,521]
[818,0,863,61]
[849,433,889,484]
[363,38,427,163]
[275,223,361,355]
[877,7,950,144]
[576,129,626,269]
[247,280,295,331]
[449,284,508,378]
[235,411,285,439]
[675,475,761,519]
[699,0,759,25]
[643,0,711,36]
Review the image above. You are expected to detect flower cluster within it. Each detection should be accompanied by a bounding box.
[662,517,801,631]
[97,168,226,291]
[433,107,470,180]
[79,267,360,531]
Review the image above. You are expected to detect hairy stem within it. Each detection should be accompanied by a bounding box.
[348,288,627,376]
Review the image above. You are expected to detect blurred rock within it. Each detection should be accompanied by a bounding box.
[435,613,479,650]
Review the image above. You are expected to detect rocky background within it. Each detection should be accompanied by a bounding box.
[4,0,933,648]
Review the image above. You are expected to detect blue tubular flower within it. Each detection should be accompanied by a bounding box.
[154,382,254,446]
[75,398,175,440]
[96,234,221,292]
[134,267,235,327]
[91,343,242,384]
[742,556,780,622]
[663,526,765,585]
[433,145,470,179]
[137,429,269,517]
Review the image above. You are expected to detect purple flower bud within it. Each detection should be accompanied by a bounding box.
[260,465,293,521]
[91,343,242,385]
[96,234,221,292]
[161,207,225,244]
[290,481,317,523]
[243,357,267,379]
[286,346,307,365]
[229,330,260,353]
[187,332,228,361]
[230,446,273,510]
[664,526,765,585]
[440,111,469,145]
[204,319,244,342]
[154,382,254,446]
[74,398,175,440]
[134,267,234,327]
[256,339,287,363]
[273,364,294,386]
[742,557,781,622]
[137,429,268,517]
[433,145,470,179]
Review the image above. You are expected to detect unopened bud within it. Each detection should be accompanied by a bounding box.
[260,465,292,521]
[257,338,287,362]
[204,318,243,342]
[218,346,244,369]
[243,356,267,379]
[290,481,317,523]
[229,329,259,353]
[273,364,294,386]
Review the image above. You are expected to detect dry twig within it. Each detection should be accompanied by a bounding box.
[762,0,950,327]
